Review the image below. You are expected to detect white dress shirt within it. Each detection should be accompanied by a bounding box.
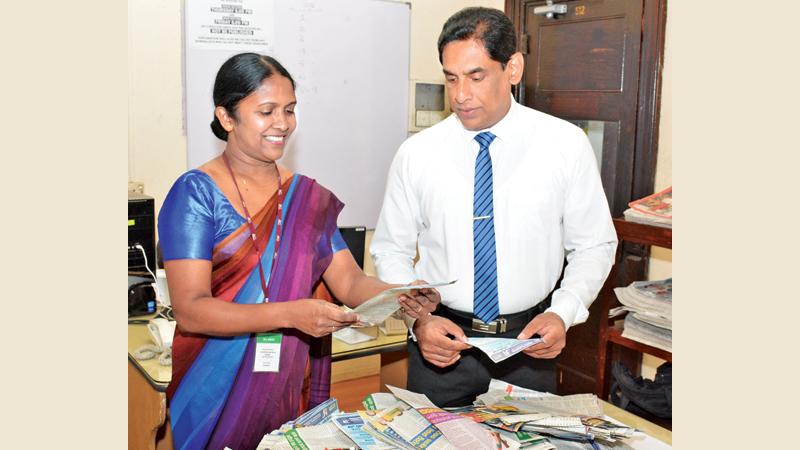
[370,97,617,328]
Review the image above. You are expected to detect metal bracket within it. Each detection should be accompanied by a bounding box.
[534,0,568,19]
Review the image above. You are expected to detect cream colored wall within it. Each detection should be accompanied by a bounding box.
[642,9,672,379]
[128,0,186,224]
[407,0,505,81]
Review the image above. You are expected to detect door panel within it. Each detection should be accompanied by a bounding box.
[537,17,626,91]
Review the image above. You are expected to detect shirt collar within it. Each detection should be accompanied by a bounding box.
[457,93,520,148]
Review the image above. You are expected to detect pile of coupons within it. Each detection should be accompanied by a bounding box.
[256,382,639,450]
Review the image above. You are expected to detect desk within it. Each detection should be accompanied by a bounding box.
[603,401,671,446]
[332,330,408,362]
[128,321,172,450]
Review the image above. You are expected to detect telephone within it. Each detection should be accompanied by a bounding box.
[147,317,177,349]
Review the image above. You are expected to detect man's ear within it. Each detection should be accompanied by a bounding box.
[506,52,525,85]
[215,106,235,132]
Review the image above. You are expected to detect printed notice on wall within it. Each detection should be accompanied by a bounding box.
[186,0,274,51]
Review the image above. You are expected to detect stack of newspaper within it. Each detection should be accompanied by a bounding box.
[610,278,672,352]
[255,381,639,450]
[622,186,672,228]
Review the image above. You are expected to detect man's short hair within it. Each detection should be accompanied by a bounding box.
[437,7,517,67]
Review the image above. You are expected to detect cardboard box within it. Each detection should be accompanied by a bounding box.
[379,316,408,335]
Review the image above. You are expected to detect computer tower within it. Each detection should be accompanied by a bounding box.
[338,226,366,269]
[128,192,156,278]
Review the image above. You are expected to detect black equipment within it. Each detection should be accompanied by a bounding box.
[128,192,156,277]
[339,226,366,269]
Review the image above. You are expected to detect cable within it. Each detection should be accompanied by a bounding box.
[133,244,160,298]
[133,243,174,320]
[131,244,176,360]
[132,344,172,366]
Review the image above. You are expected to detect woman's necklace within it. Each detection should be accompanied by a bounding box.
[222,153,285,302]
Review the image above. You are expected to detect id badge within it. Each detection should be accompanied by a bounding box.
[254,333,282,372]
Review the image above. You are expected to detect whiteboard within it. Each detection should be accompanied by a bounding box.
[184,0,410,228]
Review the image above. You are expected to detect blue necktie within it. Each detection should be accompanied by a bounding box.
[473,131,499,324]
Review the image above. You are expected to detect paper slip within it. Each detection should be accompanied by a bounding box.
[333,327,377,345]
[294,397,339,426]
[362,392,400,411]
[349,280,456,327]
[467,337,543,363]
[387,385,438,409]
[417,407,499,450]
[365,402,452,450]
[499,413,553,425]
[487,379,556,398]
[284,422,357,450]
[331,413,394,450]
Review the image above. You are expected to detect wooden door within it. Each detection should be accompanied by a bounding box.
[506,0,667,396]
[521,0,643,216]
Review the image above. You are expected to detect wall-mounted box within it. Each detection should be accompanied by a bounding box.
[409,80,450,132]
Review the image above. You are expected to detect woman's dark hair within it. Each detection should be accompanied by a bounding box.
[210,53,296,141]
[437,7,517,68]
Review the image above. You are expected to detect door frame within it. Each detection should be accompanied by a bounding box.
[505,0,668,201]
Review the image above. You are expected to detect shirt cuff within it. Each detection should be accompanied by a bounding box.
[401,313,419,342]
[546,289,589,329]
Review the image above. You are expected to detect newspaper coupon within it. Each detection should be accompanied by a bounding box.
[467,337,543,363]
[349,280,456,327]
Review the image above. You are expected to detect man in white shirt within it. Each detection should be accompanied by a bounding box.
[371,7,617,406]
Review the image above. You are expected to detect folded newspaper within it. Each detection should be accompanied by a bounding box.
[347,280,456,327]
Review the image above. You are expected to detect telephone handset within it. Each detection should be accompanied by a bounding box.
[147,318,176,349]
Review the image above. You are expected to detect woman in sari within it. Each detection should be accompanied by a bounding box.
[158,53,438,450]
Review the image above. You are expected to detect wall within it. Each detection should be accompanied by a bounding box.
[641,6,672,379]
[128,0,186,222]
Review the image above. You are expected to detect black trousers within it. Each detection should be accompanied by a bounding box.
[406,313,557,408]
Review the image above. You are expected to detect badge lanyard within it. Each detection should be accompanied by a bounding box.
[222,153,284,303]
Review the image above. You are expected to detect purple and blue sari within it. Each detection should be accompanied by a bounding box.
[158,169,347,450]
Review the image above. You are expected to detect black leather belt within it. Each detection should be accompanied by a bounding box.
[437,299,551,335]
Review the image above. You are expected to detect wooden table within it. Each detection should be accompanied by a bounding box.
[128,319,172,450]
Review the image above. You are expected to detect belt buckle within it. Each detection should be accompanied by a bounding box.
[471,318,507,334]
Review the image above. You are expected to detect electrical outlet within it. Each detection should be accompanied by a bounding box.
[128,181,145,194]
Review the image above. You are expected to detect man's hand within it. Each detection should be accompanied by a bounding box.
[398,280,441,319]
[413,315,472,368]
[517,312,567,359]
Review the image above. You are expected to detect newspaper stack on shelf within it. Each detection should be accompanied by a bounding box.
[622,186,672,228]
[257,382,646,450]
[610,278,672,352]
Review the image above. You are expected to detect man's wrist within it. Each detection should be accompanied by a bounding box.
[412,312,434,330]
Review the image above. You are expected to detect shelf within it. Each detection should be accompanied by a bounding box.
[596,217,672,400]
[607,325,672,362]
[612,218,671,249]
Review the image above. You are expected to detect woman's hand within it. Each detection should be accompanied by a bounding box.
[398,280,441,319]
[286,299,360,337]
